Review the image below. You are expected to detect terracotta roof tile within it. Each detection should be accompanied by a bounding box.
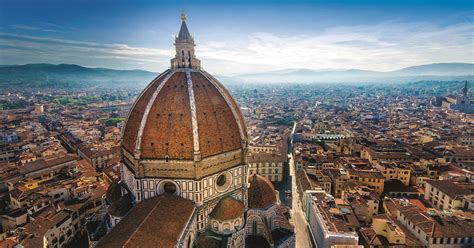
[122,70,172,154]
[97,195,195,248]
[192,72,242,158]
[248,174,277,209]
[210,196,245,221]
[140,72,194,159]
[122,70,246,160]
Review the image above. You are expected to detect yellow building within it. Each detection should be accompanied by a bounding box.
[346,169,385,194]
[372,214,406,244]
[424,179,469,211]
[342,182,380,224]
[247,152,286,182]
[324,168,385,197]
[375,162,411,186]
[322,168,348,198]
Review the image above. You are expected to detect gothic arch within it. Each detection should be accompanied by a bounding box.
[187,234,193,248]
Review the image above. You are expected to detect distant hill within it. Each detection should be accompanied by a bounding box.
[0,63,157,89]
[0,63,473,89]
[394,63,474,76]
[223,63,474,84]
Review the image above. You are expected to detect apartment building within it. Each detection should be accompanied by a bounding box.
[304,191,360,248]
[375,161,411,186]
[424,180,472,211]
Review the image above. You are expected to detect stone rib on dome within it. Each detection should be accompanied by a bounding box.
[122,70,172,154]
[122,70,247,161]
[248,174,277,209]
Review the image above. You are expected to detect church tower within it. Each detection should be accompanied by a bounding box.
[171,14,201,69]
[463,80,468,97]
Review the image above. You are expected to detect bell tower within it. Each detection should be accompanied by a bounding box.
[462,81,468,97]
[171,14,201,69]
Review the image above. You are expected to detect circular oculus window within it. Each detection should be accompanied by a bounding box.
[161,181,178,195]
[217,174,226,186]
[215,172,232,192]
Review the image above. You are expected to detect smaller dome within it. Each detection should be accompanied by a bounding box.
[210,196,245,221]
[248,174,277,209]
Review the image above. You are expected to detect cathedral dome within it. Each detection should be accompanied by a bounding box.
[210,196,245,221]
[121,15,247,164]
[248,174,277,209]
[122,70,246,161]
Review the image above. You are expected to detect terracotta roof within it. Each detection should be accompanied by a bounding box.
[192,72,244,158]
[348,169,385,179]
[210,196,245,221]
[122,70,171,154]
[19,154,77,174]
[248,174,277,209]
[296,170,311,192]
[359,227,387,246]
[97,195,195,248]
[388,198,474,239]
[21,207,71,247]
[399,205,474,238]
[384,179,420,193]
[425,179,472,199]
[122,70,246,160]
[362,214,424,247]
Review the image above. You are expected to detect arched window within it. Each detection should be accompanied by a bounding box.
[223,223,230,231]
[252,221,258,235]
[188,50,192,65]
[187,235,193,248]
[181,50,185,66]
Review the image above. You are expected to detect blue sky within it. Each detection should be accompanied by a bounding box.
[0,0,473,75]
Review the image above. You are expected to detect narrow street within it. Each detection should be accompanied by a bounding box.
[287,122,313,248]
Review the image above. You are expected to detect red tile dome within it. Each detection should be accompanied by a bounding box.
[210,196,245,221]
[122,69,247,161]
[248,174,277,209]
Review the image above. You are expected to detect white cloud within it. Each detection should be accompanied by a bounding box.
[0,20,473,75]
[0,32,174,71]
[197,21,474,75]
[11,24,59,33]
